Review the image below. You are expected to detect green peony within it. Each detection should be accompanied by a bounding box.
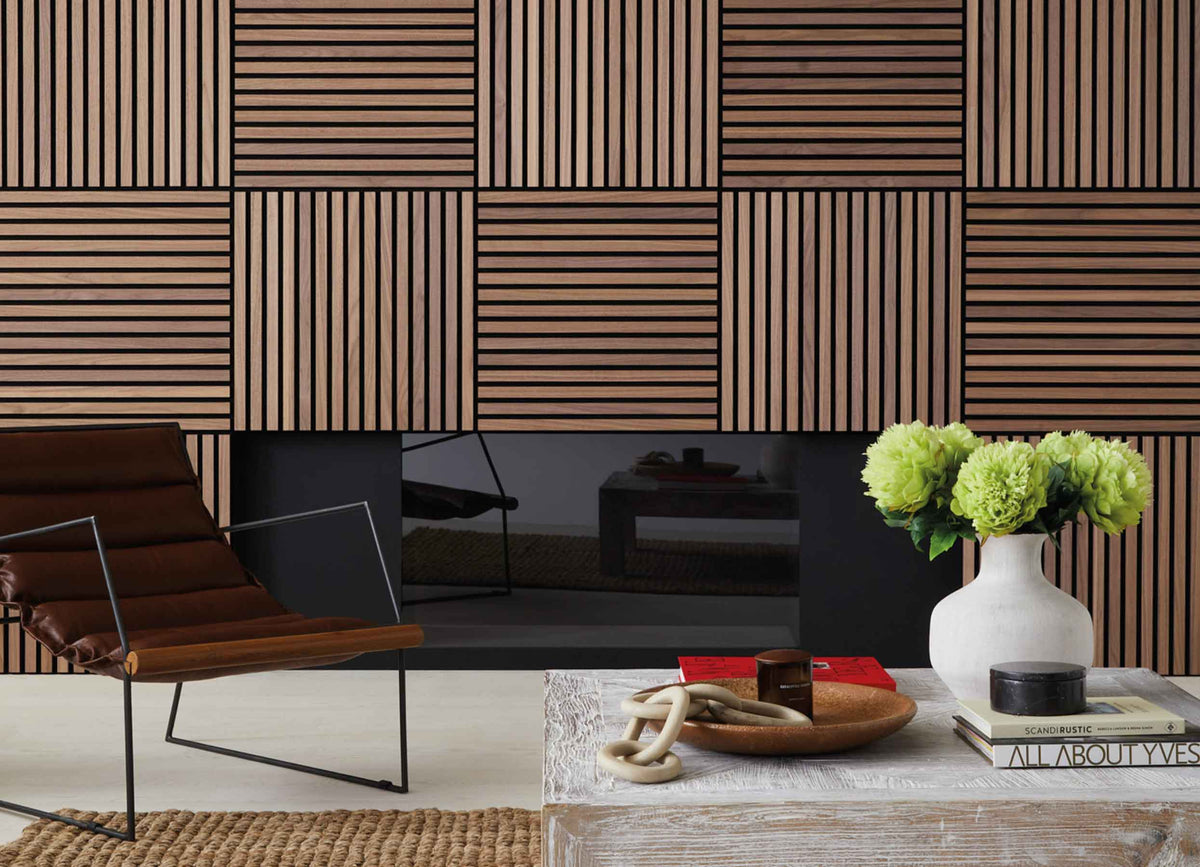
[938,422,985,467]
[1037,430,1099,490]
[951,440,1050,538]
[1080,438,1153,534]
[861,421,950,513]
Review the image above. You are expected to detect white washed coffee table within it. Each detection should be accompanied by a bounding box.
[543,668,1200,866]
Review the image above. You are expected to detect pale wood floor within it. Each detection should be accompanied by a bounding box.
[0,670,544,843]
[1,670,1197,845]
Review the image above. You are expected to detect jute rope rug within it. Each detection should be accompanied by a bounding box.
[402,526,799,596]
[0,808,540,867]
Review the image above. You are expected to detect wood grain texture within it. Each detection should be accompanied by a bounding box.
[544,668,1200,864]
[477,191,718,429]
[721,0,965,188]
[2,431,229,674]
[0,0,230,187]
[235,190,474,431]
[233,0,475,188]
[968,0,1199,187]
[721,190,962,431]
[481,0,719,187]
[962,434,1200,675]
[965,190,1200,432]
[0,191,230,429]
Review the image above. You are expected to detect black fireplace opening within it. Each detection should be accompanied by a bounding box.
[231,432,960,669]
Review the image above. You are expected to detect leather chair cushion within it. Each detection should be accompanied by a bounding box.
[402,479,518,520]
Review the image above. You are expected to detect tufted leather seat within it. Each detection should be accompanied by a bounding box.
[0,423,412,682]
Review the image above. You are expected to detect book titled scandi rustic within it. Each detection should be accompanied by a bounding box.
[957,696,1185,740]
[955,716,1200,769]
[677,656,896,691]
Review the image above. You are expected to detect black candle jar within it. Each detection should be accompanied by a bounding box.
[990,661,1087,716]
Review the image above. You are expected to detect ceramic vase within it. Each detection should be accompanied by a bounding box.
[759,435,803,489]
[928,533,1093,700]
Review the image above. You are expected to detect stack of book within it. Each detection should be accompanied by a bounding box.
[955,696,1198,768]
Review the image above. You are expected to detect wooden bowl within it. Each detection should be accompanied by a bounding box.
[645,678,917,756]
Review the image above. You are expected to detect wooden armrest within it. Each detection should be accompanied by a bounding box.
[124,624,425,678]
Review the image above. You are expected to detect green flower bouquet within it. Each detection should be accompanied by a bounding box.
[862,423,1153,560]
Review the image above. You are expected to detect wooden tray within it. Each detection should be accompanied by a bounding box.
[645,678,917,756]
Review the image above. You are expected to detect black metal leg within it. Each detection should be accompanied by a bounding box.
[164,653,410,794]
[0,673,137,842]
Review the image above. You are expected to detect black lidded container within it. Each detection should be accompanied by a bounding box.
[990,661,1087,716]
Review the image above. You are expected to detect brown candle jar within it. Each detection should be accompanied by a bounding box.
[755,649,814,718]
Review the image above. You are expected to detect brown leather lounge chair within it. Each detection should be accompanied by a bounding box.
[0,423,423,841]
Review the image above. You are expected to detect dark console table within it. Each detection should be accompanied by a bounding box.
[598,471,800,576]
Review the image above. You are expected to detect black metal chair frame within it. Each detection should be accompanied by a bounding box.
[0,501,409,843]
[401,432,515,606]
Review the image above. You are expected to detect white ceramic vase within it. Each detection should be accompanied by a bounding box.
[928,533,1093,700]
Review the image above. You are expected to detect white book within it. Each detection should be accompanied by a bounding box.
[956,718,1200,769]
[957,696,1185,740]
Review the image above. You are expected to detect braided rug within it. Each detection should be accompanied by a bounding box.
[0,808,540,867]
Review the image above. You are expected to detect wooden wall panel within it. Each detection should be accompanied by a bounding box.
[480,0,720,187]
[721,0,964,188]
[233,0,475,188]
[476,191,718,429]
[0,190,230,429]
[963,435,1199,673]
[2,431,230,674]
[234,190,475,431]
[0,0,231,188]
[964,190,1200,433]
[967,0,1199,188]
[721,191,963,431]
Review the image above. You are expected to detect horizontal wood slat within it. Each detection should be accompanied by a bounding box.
[481,0,720,187]
[0,191,230,429]
[1,0,230,188]
[2,431,229,674]
[965,190,1200,432]
[721,190,962,430]
[477,190,718,429]
[967,0,1199,188]
[722,0,965,188]
[234,190,474,431]
[963,435,1199,675]
[233,0,474,188]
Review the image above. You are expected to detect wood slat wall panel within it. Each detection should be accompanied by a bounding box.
[967,0,1199,188]
[962,435,1198,673]
[965,190,1200,432]
[234,190,474,431]
[232,0,475,188]
[0,0,230,188]
[480,0,720,187]
[477,190,718,428]
[721,190,962,430]
[1,430,230,674]
[0,190,230,429]
[721,0,965,188]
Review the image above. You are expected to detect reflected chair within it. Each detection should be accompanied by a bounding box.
[0,423,422,841]
[401,433,518,605]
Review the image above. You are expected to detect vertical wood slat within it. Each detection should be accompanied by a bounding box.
[235,191,473,432]
[0,0,226,188]
[967,0,1198,187]
[1,430,230,674]
[482,0,719,188]
[721,192,962,432]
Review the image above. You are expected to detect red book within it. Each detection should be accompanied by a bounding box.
[678,655,896,691]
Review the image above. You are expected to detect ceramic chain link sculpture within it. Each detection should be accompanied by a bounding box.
[596,682,812,783]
